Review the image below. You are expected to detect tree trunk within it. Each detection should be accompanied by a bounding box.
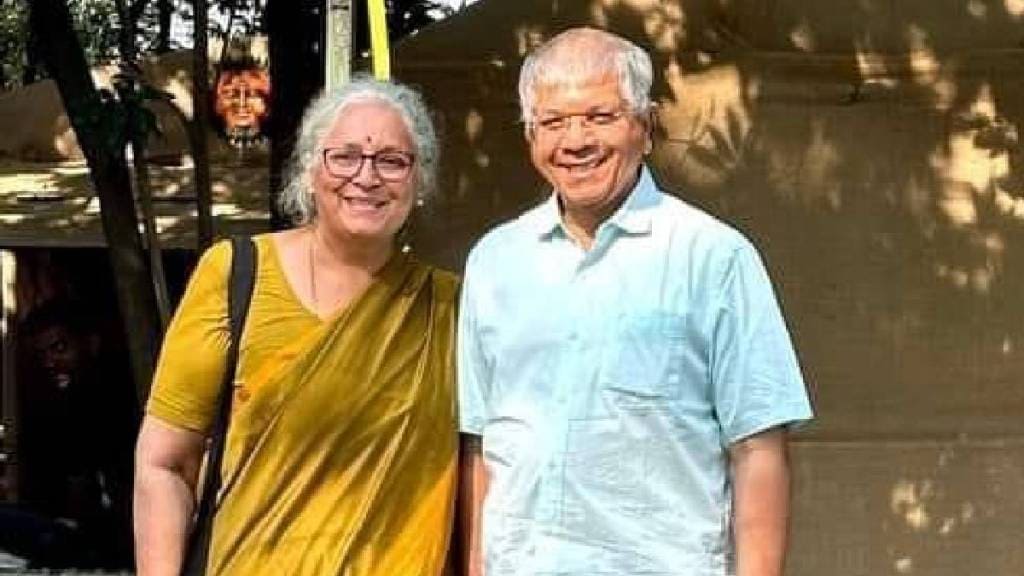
[115,0,138,63]
[157,0,173,53]
[22,25,42,85]
[130,135,172,328]
[116,0,152,62]
[193,0,215,249]
[29,0,162,407]
[115,2,172,331]
[266,0,324,230]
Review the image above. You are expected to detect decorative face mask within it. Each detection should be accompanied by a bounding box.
[213,65,271,148]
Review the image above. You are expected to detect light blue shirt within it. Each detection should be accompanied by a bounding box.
[458,167,813,576]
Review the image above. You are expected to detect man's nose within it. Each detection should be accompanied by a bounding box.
[558,117,595,149]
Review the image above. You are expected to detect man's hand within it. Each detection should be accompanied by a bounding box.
[458,434,489,576]
[729,427,791,576]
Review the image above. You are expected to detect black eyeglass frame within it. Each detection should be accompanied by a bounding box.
[321,148,417,182]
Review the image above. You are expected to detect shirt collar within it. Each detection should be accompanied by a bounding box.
[526,165,659,240]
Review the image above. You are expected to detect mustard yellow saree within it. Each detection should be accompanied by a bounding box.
[148,236,458,575]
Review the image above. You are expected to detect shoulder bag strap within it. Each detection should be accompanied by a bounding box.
[180,236,257,576]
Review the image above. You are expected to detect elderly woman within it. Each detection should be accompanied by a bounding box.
[133,78,457,575]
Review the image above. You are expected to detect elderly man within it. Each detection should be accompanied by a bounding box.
[457,27,813,576]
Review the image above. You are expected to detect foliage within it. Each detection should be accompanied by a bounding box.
[1,0,119,89]
[83,69,174,154]
[176,0,265,47]
[2,0,462,91]
[1,0,255,90]
[0,0,29,87]
[353,0,455,57]
[68,0,121,62]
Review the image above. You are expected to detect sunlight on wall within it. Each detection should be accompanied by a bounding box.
[864,25,961,111]
[805,120,843,209]
[968,0,989,18]
[50,116,79,159]
[891,479,932,532]
[465,109,484,143]
[0,214,27,225]
[657,64,751,190]
[465,109,490,168]
[1006,0,1024,16]
[592,0,684,52]
[789,19,817,52]
[0,172,59,196]
[515,25,546,57]
[920,81,1016,295]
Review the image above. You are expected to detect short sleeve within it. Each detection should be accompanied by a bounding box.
[146,240,232,433]
[456,247,493,436]
[711,241,813,445]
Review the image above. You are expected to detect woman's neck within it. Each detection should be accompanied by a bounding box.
[309,225,394,274]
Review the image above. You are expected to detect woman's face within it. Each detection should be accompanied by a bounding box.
[311,99,418,246]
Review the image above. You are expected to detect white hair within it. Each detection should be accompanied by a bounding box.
[518,27,654,125]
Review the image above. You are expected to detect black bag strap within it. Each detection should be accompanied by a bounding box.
[181,236,257,576]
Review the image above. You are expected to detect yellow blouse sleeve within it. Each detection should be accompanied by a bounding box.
[147,240,232,433]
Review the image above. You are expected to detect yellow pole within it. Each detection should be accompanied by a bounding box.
[367,0,390,80]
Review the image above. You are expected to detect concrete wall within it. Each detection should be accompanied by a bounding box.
[395,1,1024,574]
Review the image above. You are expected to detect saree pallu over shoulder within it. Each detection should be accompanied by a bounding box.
[208,254,458,576]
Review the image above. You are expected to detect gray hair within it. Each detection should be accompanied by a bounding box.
[278,76,439,226]
[518,27,653,125]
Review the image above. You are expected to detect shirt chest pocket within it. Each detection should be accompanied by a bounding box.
[599,311,686,397]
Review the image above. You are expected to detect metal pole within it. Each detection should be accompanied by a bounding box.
[325,0,353,89]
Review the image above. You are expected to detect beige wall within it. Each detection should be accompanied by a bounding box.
[396,1,1024,574]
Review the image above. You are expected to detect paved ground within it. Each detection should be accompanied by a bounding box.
[0,552,130,575]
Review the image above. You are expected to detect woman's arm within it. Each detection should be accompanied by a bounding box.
[133,416,206,576]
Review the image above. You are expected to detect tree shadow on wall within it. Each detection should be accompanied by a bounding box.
[397,1,1024,574]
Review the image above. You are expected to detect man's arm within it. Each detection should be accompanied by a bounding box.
[459,433,489,576]
[133,415,206,576]
[729,426,791,576]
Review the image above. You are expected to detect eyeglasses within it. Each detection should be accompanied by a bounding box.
[531,109,627,135]
[322,148,416,182]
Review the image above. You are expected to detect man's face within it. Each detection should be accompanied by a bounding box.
[31,326,82,391]
[527,75,650,226]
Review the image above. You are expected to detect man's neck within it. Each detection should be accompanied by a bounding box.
[560,210,602,250]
